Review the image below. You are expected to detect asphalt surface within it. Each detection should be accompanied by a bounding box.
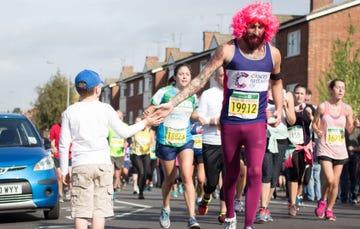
[0,184,359,229]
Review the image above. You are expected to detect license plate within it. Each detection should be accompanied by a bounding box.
[0,184,22,195]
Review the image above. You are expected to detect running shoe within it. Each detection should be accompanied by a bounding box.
[288,204,297,216]
[58,195,64,203]
[223,216,236,229]
[315,200,327,218]
[234,199,245,213]
[218,212,226,224]
[245,226,255,229]
[256,208,269,223]
[265,208,273,222]
[295,195,303,206]
[178,185,184,195]
[159,208,171,228]
[198,195,212,215]
[187,217,201,229]
[138,192,145,199]
[172,190,178,198]
[325,208,336,221]
[351,198,358,204]
[196,197,202,206]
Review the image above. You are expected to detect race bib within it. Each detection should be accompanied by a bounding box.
[326,127,345,145]
[228,91,259,119]
[288,125,304,145]
[110,138,124,147]
[165,127,186,145]
[192,134,202,149]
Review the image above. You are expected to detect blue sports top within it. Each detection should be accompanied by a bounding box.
[151,85,196,147]
[221,39,274,125]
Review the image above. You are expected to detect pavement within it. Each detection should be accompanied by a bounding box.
[92,184,360,229]
[2,183,359,229]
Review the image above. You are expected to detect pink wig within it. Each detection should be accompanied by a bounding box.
[231,2,279,42]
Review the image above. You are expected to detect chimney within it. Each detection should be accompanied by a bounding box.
[120,66,134,79]
[165,48,180,62]
[203,31,219,51]
[145,56,159,63]
[310,0,333,11]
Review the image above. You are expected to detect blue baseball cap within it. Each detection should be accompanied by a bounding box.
[75,69,104,90]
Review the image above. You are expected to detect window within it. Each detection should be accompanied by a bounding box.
[120,87,125,98]
[287,30,301,57]
[144,77,150,91]
[138,80,143,95]
[128,111,133,124]
[168,68,174,84]
[137,109,143,118]
[129,83,134,97]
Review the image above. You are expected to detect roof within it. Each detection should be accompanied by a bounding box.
[145,61,167,71]
[280,0,360,29]
[170,52,195,62]
[213,33,232,45]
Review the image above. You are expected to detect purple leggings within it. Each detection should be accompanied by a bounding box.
[221,122,267,227]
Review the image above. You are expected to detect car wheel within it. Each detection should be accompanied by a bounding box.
[44,200,60,220]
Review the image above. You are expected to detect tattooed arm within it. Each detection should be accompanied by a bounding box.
[153,41,233,120]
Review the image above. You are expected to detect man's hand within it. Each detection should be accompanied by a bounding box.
[153,102,174,122]
[144,112,163,127]
[142,105,156,118]
[267,110,281,127]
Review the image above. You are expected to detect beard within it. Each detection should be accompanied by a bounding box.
[243,33,265,50]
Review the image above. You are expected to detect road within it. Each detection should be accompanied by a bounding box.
[0,184,359,229]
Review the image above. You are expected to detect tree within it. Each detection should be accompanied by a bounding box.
[12,107,22,113]
[32,71,79,132]
[316,22,360,115]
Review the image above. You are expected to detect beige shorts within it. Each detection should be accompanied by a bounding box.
[71,164,114,218]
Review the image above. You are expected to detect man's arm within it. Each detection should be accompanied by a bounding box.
[269,46,283,127]
[171,44,229,107]
[153,42,232,120]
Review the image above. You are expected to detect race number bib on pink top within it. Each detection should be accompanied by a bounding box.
[326,127,345,146]
[228,91,259,119]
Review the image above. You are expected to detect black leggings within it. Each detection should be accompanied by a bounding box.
[262,139,287,188]
[287,150,312,185]
[202,144,224,200]
[132,154,151,193]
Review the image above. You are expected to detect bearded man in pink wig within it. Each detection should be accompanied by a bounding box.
[152,2,283,229]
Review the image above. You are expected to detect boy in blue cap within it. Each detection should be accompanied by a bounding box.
[59,69,159,229]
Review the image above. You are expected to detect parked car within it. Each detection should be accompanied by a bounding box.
[0,113,59,219]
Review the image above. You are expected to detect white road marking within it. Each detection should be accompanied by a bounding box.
[38,200,152,228]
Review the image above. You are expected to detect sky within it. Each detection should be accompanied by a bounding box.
[0,0,342,112]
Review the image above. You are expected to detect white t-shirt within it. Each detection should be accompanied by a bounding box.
[59,100,145,175]
[196,86,223,145]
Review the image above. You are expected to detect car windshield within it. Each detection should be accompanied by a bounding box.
[0,118,41,147]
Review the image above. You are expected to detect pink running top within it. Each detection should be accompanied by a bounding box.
[317,101,348,160]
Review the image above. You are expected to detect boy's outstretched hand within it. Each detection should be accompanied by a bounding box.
[152,102,174,123]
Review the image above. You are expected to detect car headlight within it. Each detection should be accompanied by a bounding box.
[34,155,55,171]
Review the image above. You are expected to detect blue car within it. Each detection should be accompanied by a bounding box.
[0,113,59,219]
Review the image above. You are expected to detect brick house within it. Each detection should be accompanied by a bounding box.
[278,0,360,104]
[101,32,232,124]
[102,0,360,122]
